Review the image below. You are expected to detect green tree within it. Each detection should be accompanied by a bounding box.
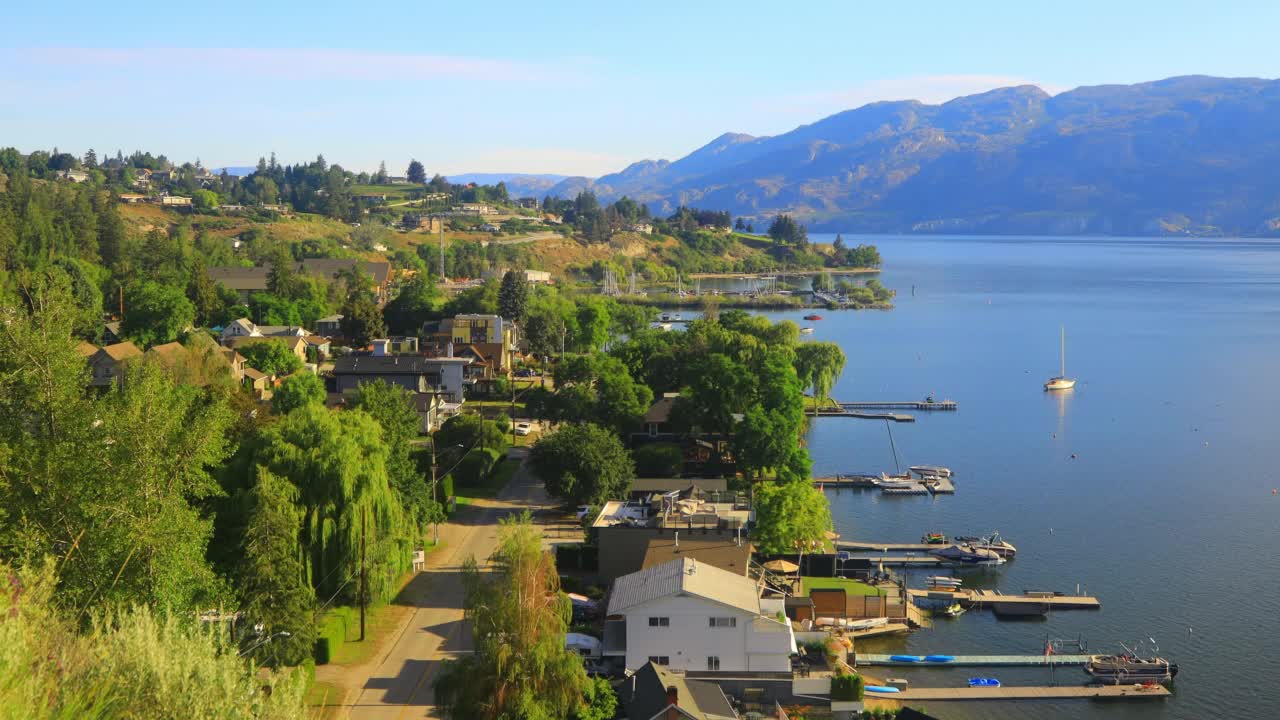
[434,512,589,719]
[574,298,610,352]
[632,442,684,477]
[575,677,618,720]
[122,280,196,348]
[433,414,508,470]
[497,269,528,322]
[192,188,219,212]
[353,380,443,538]
[529,423,635,506]
[237,467,317,666]
[238,340,303,376]
[341,289,386,348]
[271,372,325,414]
[187,257,223,327]
[793,341,847,402]
[406,159,426,185]
[382,274,439,335]
[752,479,832,555]
[548,354,653,435]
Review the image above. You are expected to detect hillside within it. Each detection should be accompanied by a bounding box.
[547,76,1280,236]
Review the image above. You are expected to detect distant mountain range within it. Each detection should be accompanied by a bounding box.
[448,173,569,199]
[543,76,1280,236]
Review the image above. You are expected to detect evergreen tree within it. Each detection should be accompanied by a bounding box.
[375,160,388,184]
[406,159,426,185]
[497,269,528,322]
[341,289,386,348]
[187,257,222,327]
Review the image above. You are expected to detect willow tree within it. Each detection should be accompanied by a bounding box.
[434,512,597,720]
[252,404,408,603]
[794,341,847,403]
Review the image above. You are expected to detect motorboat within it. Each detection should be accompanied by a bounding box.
[1085,643,1178,685]
[932,603,966,618]
[803,314,823,321]
[953,532,1018,559]
[800,327,815,334]
[1044,325,1077,391]
[930,544,1006,565]
[910,465,952,478]
[921,532,948,544]
[925,576,963,589]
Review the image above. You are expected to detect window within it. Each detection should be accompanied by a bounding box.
[648,616,670,627]
[706,656,721,671]
[648,656,670,665]
[709,617,737,628]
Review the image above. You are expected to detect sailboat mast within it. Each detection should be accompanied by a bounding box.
[1060,325,1066,377]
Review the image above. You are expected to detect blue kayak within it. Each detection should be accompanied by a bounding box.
[890,655,924,662]
[865,685,901,693]
[968,677,1001,687]
[925,655,956,663]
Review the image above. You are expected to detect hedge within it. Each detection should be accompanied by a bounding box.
[831,671,864,701]
[440,473,455,500]
[455,447,502,487]
[633,442,684,477]
[313,608,355,665]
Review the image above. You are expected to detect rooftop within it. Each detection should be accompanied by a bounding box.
[643,392,681,424]
[332,355,472,375]
[620,661,737,720]
[593,498,749,530]
[641,535,752,577]
[607,557,761,616]
[98,341,143,362]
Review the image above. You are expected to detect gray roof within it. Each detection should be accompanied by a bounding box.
[621,662,737,720]
[332,355,471,376]
[606,557,759,616]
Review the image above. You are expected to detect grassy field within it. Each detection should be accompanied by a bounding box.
[801,576,886,597]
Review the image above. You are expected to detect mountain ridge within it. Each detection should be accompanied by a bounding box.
[546,75,1280,235]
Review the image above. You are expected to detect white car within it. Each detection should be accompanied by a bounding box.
[514,422,532,436]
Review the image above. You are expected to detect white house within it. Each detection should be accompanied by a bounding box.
[604,557,795,674]
[220,318,311,345]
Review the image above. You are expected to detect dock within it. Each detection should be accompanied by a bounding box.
[808,409,916,422]
[815,476,880,488]
[856,654,1091,667]
[927,477,955,494]
[906,588,1101,610]
[882,483,930,495]
[885,685,1170,701]
[838,541,949,552]
[843,553,943,567]
[850,622,911,640]
[839,400,957,411]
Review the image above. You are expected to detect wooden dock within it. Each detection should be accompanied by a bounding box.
[882,483,930,495]
[845,554,944,567]
[840,400,957,411]
[850,622,911,640]
[906,588,1101,610]
[808,409,916,422]
[815,476,880,488]
[857,654,1091,667]
[885,684,1170,701]
[927,477,955,494]
[838,541,948,552]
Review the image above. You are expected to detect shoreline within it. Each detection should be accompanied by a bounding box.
[686,267,882,279]
[611,292,893,311]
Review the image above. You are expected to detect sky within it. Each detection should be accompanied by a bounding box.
[2,1,1278,177]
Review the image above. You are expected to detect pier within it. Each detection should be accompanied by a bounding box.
[838,541,951,552]
[815,476,880,488]
[885,685,1170,701]
[927,477,955,494]
[907,588,1101,610]
[842,553,944,567]
[807,408,916,422]
[856,654,1092,667]
[839,400,957,411]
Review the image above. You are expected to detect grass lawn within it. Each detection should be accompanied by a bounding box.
[304,680,348,719]
[801,576,886,597]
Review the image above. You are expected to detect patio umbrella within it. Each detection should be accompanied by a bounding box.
[763,559,800,574]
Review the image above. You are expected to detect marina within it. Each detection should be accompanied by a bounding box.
[884,684,1171,701]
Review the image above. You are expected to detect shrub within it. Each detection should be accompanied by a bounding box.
[454,447,501,486]
[632,442,684,477]
[440,473,455,500]
[313,609,351,665]
[831,671,864,701]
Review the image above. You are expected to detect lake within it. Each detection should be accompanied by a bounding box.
[759,234,1280,719]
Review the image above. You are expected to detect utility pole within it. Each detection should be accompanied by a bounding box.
[510,366,517,447]
[359,507,367,641]
[430,439,440,546]
[438,225,445,280]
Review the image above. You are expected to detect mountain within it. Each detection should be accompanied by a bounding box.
[548,76,1280,235]
[213,166,256,177]
[448,173,569,198]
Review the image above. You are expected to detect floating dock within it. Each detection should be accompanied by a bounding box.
[882,483,931,495]
[926,477,955,494]
[808,409,916,422]
[815,476,880,488]
[906,589,1101,610]
[886,685,1170,701]
[850,622,911,640]
[838,541,950,552]
[844,553,944,567]
[840,400,957,411]
[857,654,1091,667]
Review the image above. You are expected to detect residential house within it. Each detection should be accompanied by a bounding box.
[218,347,248,381]
[103,321,124,344]
[451,314,511,346]
[387,336,419,354]
[415,392,445,434]
[633,394,738,474]
[227,334,308,364]
[75,341,99,359]
[457,202,497,215]
[118,193,147,203]
[208,260,392,304]
[455,342,509,382]
[592,496,751,581]
[331,354,472,402]
[641,393,680,438]
[89,341,143,387]
[627,223,654,235]
[159,195,192,206]
[218,204,246,212]
[403,214,443,233]
[219,318,311,344]
[481,267,551,284]
[151,169,177,182]
[243,367,271,395]
[316,314,344,336]
[516,197,540,209]
[261,204,292,214]
[302,335,331,361]
[603,557,795,673]
[478,222,501,233]
[58,169,90,183]
[618,661,738,720]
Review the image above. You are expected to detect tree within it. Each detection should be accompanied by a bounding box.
[375,160,388,184]
[266,247,300,299]
[341,289,386,348]
[574,298,610,352]
[271,372,325,414]
[192,188,219,212]
[793,342,847,402]
[122,280,196,348]
[497,269,529,322]
[529,423,634,506]
[238,340,303,377]
[434,512,589,719]
[548,354,653,435]
[354,380,443,538]
[632,442,683,477]
[433,414,508,470]
[406,159,426,185]
[187,257,223,327]
[237,467,317,666]
[382,274,439,335]
[752,479,832,555]
[767,214,808,247]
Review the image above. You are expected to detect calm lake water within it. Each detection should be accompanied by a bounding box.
[760,235,1280,719]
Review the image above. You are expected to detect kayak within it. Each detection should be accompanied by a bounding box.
[968,677,1001,687]
[865,685,900,693]
[889,655,924,663]
[924,655,956,663]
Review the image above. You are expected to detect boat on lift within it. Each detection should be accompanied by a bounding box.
[930,544,1006,565]
[952,531,1018,559]
[1085,642,1178,684]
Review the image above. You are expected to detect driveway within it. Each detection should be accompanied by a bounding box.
[324,450,555,719]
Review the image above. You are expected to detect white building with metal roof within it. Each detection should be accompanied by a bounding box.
[604,557,795,674]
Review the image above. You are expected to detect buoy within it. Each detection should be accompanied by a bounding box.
[1070,453,1077,459]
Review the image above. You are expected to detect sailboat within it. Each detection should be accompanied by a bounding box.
[1044,325,1076,391]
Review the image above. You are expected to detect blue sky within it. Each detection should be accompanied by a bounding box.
[2,1,1277,177]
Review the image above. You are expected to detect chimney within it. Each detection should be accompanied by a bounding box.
[673,531,678,552]
[665,686,678,708]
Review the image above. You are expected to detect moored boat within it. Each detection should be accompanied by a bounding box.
[922,532,947,544]
[930,544,1005,565]
[1085,644,1178,685]
[910,465,953,478]
[803,314,823,321]
[1044,325,1077,391]
[953,531,1018,558]
[800,327,815,334]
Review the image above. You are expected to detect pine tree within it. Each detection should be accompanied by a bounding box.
[497,269,528,322]
[187,257,222,326]
[375,161,388,184]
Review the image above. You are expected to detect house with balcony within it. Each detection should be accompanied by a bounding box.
[603,557,795,674]
[592,493,751,582]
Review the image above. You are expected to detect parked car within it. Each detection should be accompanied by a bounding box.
[514,422,532,436]
[515,368,537,377]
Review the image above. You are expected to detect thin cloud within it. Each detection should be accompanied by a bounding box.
[17,47,565,83]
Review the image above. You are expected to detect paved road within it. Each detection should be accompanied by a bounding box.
[335,451,554,719]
